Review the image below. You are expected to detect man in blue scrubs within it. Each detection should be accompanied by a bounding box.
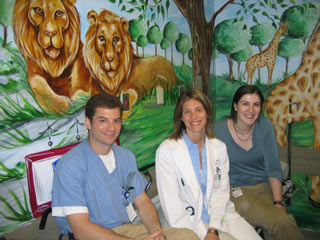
[52,92,199,240]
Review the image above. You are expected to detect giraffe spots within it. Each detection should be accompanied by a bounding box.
[289,84,296,91]
[318,102,320,112]
[274,99,282,106]
[312,58,320,71]
[279,90,288,96]
[282,118,287,124]
[266,105,274,114]
[311,72,319,87]
[283,105,289,114]
[297,76,308,91]
[306,48,315,58]
[304,67,310,74]
[313,92,319,100]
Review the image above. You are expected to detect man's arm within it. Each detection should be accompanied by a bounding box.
[67,211,163,240]
[134,192,163,235]
[67,213,133,240]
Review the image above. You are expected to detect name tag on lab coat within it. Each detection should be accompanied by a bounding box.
[231,187,243,198]
[213,173,221,188]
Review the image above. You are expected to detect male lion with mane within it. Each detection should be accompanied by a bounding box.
[83,9,177,117]
[13,0,102,114]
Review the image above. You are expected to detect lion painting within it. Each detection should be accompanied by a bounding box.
[13,0,102,114]
[83,9,177,118]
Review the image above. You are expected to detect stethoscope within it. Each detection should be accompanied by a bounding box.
[181,178,195,216]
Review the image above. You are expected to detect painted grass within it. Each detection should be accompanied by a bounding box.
[0,162,26,183]
[287,173,320,231]
[0,185,32,222]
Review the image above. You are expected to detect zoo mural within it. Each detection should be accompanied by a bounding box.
[0,0,319,235]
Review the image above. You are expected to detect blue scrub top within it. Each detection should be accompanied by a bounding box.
[52,140,147,234]
[183,132,210,223]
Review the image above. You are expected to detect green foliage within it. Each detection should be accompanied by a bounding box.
[160,38,169,50]
[175,33,191,55]
[128,19,147,42]
[163,21,179,43]
[147,25,163,44]
[0,162,26,183]
[0,186,32,222]
[213,19,251,55]
[281,5,319,39]
[250,22,276,46]
[278,37,305,58]
[115,0,169,25]
[287,173,320,231]
[230,45,254,63]
[188,48,192,61]
[0,0,14,27]
[138,35,148,48]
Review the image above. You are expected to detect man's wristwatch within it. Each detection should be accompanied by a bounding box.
[273,200,285,206]
[207,228,219,236]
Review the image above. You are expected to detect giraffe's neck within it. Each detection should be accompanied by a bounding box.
[267,28,283,52]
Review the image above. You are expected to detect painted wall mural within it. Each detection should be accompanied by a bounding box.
[0,0,319,235]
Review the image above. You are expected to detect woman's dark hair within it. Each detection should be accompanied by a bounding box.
[169,88,215,140]
[230,85,264,122]
[85,92,123,122]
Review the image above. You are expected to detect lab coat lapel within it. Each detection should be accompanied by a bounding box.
[206,138,215,194]
[174,138,201,203]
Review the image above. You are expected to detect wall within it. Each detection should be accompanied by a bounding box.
[0,0,319,235]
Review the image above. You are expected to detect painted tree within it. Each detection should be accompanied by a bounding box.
[249,23,276,80]
[230,45,253,80]
[278,37,304,75]
[137,35,148,57]
[188,48,192,61]
[147,25,163,56]
[214,19,251,80]
[160,38,170,60]
[163,21,179,64]
[175,33,191,65]
[281,4,319,44]
[0,0,14,47]
[129,19,147,55]
[211,46,219,75]
[112,0,306,95]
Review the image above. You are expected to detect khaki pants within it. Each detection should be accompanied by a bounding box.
[112,223,200,240]
[230,182,304,240]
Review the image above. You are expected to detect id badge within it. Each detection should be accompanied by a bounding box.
[231,187,243,198]
[126,203,137,222]
[213,173,221,189]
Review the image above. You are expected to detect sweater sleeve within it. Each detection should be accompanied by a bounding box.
[261,118,283,181]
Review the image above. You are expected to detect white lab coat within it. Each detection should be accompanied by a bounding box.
[156,137,261,240]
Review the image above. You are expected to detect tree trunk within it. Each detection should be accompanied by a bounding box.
[174,0,213,95]
[136,42,139,55]
[285,57,289,76]
[1,24,7,47]
[226,54,234,80]
[237,62,241,81]
[170,42,174,64]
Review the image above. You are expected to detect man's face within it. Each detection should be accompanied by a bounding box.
[85,107,122,153]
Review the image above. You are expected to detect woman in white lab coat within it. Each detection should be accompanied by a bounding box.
[156,89,261,240]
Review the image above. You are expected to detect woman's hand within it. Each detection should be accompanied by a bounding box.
[274,202,287,213]
[204,232,220,240]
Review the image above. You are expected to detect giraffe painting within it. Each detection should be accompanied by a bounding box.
[245,22,289,86]
[266,17,320,207]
